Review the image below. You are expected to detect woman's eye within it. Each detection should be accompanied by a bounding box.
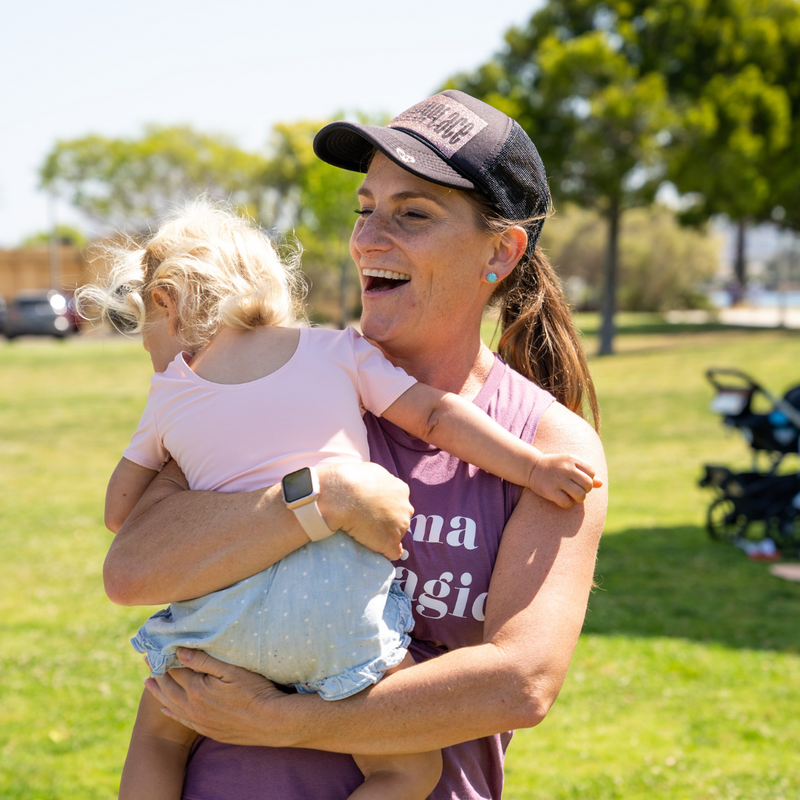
[354,208,372,217]
[402,210,429,220]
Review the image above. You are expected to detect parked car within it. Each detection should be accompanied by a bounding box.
[0,295,7,333]
[3,290,79,339]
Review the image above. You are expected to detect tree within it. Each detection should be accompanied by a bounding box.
[265,119,374,326]
[561,0,800,288]
[541,203,720,311]
[763,0,800,235]
[449,7,674,353]
[20,225,88,249]
[39,120,372,323]
[39,126,270,232]
[622,0,798,288]
[447,0,800,352]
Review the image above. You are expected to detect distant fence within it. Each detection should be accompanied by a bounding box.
[0,246,103,298]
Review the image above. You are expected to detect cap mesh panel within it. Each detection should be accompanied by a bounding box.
[479,125,550,256]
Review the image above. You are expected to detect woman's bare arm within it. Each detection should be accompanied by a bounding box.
[144,402,607,752]
[105,459,414,606]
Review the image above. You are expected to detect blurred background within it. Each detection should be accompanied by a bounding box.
[3,0,800,343]
[2,2,800,799]
[2,0,540,329]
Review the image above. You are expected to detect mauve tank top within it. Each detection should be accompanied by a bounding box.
[182,355,555,800]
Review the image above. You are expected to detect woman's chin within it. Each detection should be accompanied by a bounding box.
[360,307,408,347]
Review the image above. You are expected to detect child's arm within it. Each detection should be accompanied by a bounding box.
[382,383,601,509]
[120,688,198,800]
[105,457,160,534]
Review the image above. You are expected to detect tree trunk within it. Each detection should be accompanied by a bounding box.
[599,198,621,356]
[733,217,747,294]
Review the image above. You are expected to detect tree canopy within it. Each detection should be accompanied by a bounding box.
[264,120,365,323]
[20,225,88,249]
[38,119,369,322]
[447,0,800,353]
[40,125,270,232]
[541,203,720,312]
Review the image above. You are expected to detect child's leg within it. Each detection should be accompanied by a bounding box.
[350,751,442,800]
[348,654,442,800]
[119,687,198,800]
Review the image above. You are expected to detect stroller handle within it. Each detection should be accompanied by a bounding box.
[705,368,764,393]
[706,368,800,430]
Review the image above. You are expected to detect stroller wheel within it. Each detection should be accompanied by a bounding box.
[707,498,747,542]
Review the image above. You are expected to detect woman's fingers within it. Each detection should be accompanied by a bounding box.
[175,647,234,678]
[142,649,291,746]
[318,462,413,560]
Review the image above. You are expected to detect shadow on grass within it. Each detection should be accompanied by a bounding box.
[585,525,800,653]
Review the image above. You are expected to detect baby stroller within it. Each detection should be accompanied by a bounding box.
[699,368,800,557]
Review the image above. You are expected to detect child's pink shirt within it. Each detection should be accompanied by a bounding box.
[123,326,418,491]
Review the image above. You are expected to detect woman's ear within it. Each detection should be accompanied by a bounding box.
[150,288,179,336]
[484,226,528,284]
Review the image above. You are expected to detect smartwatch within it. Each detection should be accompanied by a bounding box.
[281,466,335,542]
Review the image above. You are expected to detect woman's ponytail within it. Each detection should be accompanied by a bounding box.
[466,189,600,430]
[497,246,599,430]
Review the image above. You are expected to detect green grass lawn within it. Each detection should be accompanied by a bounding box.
[1,318,799,799]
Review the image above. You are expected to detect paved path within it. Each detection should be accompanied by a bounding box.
[666,307,800,329]
[719,306,800,329]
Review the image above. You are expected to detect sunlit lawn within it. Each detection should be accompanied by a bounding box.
[503,315,800,800]
[1,316,799,799]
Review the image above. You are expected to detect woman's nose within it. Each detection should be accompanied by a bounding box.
[352,211,391,255]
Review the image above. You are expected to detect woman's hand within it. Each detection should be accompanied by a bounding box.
[317,462,413,561]
[145,649,293,747]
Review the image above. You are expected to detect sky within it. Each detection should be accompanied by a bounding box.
[1,0,542,247]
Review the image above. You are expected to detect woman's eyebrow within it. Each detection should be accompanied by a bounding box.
[356,187,448,207]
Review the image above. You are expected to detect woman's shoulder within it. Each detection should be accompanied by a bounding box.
[535,400,605,463]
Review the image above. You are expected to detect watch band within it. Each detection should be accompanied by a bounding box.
[292,497,335,542]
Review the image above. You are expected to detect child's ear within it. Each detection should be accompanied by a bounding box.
[151,288,179,336]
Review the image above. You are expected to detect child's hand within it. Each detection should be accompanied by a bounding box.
[528,453,602,509]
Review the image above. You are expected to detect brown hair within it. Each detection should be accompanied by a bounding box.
[467,193,600,431]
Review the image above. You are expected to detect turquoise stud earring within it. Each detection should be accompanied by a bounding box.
[486,272,498,283]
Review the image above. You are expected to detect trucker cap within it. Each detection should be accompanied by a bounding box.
[313,90,551,252]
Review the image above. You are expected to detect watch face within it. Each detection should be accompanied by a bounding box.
[282,468,314,504]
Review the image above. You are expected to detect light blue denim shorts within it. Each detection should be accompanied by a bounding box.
[132,532,413,701]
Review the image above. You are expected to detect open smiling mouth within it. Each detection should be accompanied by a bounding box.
[362,268,411,293]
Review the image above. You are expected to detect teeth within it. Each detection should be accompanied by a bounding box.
[362,268,411,281]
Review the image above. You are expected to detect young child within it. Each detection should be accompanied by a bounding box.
[81,202,600,800]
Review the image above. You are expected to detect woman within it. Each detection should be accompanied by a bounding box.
[105,90,607,799]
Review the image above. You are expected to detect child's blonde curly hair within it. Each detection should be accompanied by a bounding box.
[77,200,305,352]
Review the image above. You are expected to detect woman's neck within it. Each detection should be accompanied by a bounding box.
[382,337,496,400]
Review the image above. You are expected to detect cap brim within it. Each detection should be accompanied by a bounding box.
[313,122,476,191]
